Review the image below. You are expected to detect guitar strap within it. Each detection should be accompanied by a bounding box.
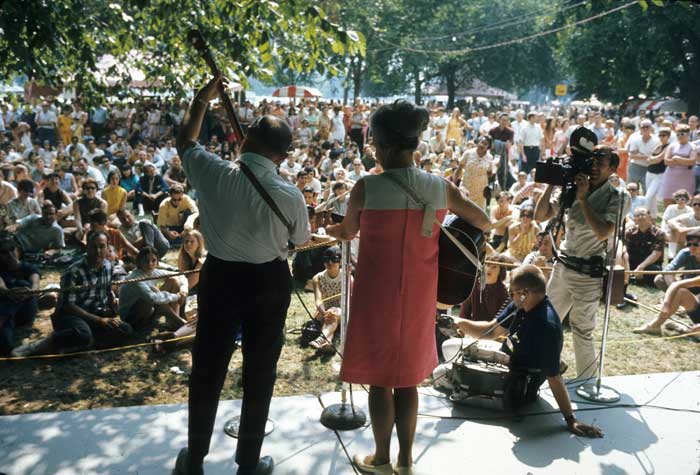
[381,172,482,272]
[238,161,293,234]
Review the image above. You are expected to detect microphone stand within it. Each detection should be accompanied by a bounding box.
[576,188,625,403]
[320,240,367,430]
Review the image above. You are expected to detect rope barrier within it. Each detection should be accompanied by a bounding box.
[11,239,340,297]
[0,334,195,362]
[483,259,700,277]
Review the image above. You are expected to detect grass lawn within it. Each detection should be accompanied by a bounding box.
[1,260,699,416]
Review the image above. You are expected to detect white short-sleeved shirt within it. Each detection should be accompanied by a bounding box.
[627,135,661,167]
[182,144,310,263]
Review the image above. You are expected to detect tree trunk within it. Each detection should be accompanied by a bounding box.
[343,65,351,105]
[352,56,363,100]
[413,65,423,104]
[446,70,456,110]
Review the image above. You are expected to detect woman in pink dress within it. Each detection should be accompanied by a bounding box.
[328,101,490,475]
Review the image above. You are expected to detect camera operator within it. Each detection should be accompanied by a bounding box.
[534,145,629,380]
[453,265,603,438]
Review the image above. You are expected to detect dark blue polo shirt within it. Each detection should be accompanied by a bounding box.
[496,297,563,383]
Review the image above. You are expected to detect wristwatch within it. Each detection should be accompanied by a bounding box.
[564,414,576,425]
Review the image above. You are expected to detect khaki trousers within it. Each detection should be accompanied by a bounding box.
[547,262,602,380]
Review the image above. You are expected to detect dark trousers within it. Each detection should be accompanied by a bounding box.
[522,146,540,174]
[50,312,133,351]
[37,127,56,147]
[138,220,170,257]
[0,287,38,355]
[188,255,291,468]
[350,128,364,150]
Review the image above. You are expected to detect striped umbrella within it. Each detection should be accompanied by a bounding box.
[271,85,322,98]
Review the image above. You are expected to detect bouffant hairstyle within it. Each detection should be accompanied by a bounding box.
[370,100,429,153]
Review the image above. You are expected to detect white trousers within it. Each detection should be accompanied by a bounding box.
[546,262,602,380]
[645,172,664,218]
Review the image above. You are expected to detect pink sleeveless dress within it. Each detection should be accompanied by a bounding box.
[340,167,447,388]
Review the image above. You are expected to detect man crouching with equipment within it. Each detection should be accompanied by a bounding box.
[451,265,603,438]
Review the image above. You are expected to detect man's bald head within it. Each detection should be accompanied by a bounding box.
[242,115,293,162]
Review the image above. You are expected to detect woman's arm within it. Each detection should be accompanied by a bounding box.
[118,189,127,211]
[446,181,491,232]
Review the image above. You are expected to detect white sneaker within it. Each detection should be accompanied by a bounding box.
[11,338,48,357]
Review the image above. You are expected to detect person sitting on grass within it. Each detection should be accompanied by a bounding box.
[117,208,170,258]
[662,189,691,259]
[666,193,700,259]
[156,183,198,245]
[459,253,511,322]
[72,178,108,242]
[309,246,346,353]
[137,161,169,215]
[654,230,700,292]
[101,170,127,219]
[38,172,73,227]
[118,247,189,331]
[624,206,665,288]
[0,234,40,356]
[11,203,65,255]
[11,231,133,357]
[178,229,206,294]
[150,229,207,354]
[633,271,700,337]
[87,208,138,262]
[7,179,41,223]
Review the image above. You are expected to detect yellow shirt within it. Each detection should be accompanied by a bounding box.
[157,195,199,227]
[102,186,127,215]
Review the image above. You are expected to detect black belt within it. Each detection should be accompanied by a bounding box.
[557,254,605,278]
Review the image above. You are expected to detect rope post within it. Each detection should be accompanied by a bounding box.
[320,240,367,431]
[576,188,625,403]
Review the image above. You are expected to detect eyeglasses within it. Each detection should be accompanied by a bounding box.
[687,242,700,247]
[508,288,529,299]
[676,197,688,201]
[678,131,689,136]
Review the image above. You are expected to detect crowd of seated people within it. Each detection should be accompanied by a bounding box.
[2,93,700,361]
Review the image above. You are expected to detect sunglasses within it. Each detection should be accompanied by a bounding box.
[688,242,700,247]
[693,203,700,207]
[83,186,97,191]
[678,131,689,136]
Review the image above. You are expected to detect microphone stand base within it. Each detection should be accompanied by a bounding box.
[320,403,367,431]
[223,416,275,438]
[576,383,620,403]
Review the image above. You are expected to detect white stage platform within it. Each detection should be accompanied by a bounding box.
[1,371,699,475]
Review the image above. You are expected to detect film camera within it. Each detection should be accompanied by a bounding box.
[534,126,599,208]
